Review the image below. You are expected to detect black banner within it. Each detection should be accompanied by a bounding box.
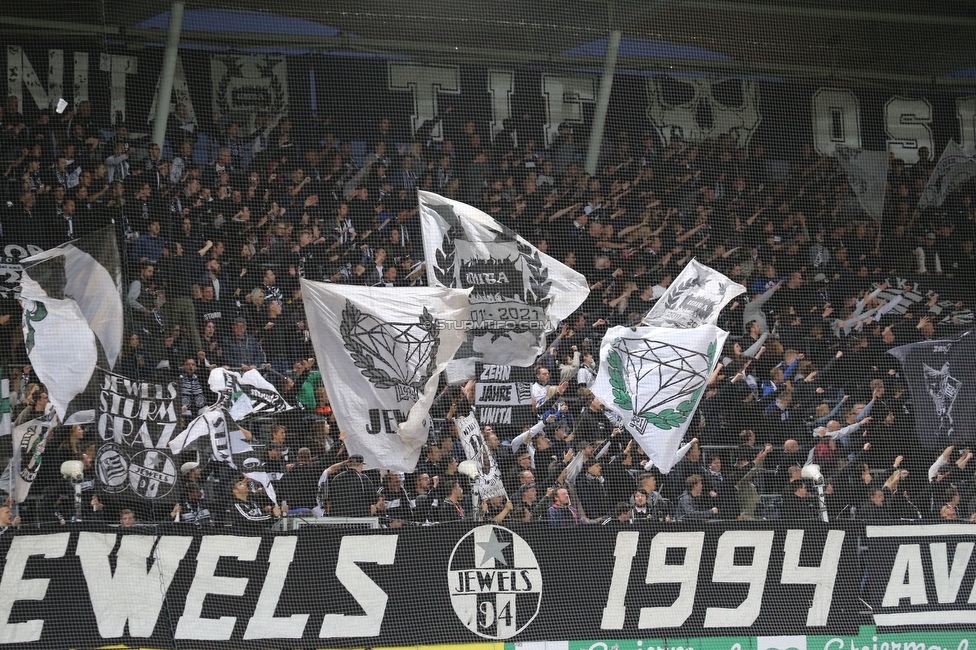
[0,521,877,648]
[474,363,535,438]
[95,370,181,500]
[888,330,976,450]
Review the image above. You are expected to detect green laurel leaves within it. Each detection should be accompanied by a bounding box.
[606,347,633,411]
[633,337,720,432]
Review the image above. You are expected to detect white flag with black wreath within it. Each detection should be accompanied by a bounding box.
[418,191,589,377]
[300,279,472,472]
[834,146,889,223]
[208,367,292,420]
[592,324,727,474]
[642,258,745,329]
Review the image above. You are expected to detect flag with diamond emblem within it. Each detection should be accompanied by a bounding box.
[301,279,471,471]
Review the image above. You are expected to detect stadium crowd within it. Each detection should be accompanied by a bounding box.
[0,89,975,535]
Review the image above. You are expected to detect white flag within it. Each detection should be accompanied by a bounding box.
[10,407,58,502]
[643,258,745,328]
[918,140,976,210]
[835,146,889,222]
[168,405,276,502]
[301,279,471,472]
[21,227,124,368]
[19,295,97,420]
[592,324,727,474]
[418,190,589,373]
[454,413,506,499]
[208,367,292,420]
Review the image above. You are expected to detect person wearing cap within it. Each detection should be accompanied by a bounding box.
[329,455,383,517]
[517,482,546,521]
[913,231,942,275]
[223,316,267,372]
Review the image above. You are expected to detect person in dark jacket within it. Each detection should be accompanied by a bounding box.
[231,479,281,532]
[781,481,816,520]
[576,458,611,519]
[329,455,382,517]
[223,317,267,370]
[677,474,719,521]
[547,487,581,527]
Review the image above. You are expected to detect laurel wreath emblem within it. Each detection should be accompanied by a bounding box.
[610,338,718,431]
[340,300,440,396]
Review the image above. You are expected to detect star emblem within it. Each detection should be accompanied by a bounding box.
[476,529,510,567]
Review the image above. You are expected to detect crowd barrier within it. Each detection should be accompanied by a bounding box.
[1,521,974,649]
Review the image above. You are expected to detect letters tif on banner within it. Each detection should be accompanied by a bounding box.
[95,369,181,499]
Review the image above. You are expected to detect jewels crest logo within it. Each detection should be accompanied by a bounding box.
[449,525,543,640]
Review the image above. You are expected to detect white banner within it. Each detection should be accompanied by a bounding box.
[918,140,976,210]
[643,258,745,329]
[593,324,727,474]
[454,413,506,499]
[419,191,589,373]
[835,146,889,222]
[301,280,471,472]
[208,368,291,420]
[9,407,58,502]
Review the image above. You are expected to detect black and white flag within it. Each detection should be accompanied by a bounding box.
[208,368,292,420]
[168,406,275,500]
[19,228,124,419]
[8,407,58,502]
[454,413,506,499]
[473,363,535,438]
[95,370,181,500]
[419,191,589,377]
[918,140,976,210]
[301,280,471,472]
[642,259,745,329]
[834,146,889,222]
[887,330,976,450]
